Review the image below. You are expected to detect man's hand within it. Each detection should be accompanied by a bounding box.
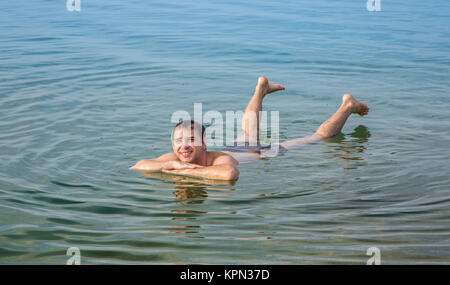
[161,161,201,171]
[161,154,239,181]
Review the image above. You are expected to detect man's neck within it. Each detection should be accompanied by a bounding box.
[196,151,208,166]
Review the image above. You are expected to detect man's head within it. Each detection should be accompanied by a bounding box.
[172,120,206,163]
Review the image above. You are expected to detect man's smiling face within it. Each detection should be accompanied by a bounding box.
[172,126,206,163]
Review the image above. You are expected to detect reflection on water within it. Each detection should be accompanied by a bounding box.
[139,171,235,202]
[139,171,236,186]
[137,170,236,235]
[170,209,203,235]
[170,225,201,235]
[322,125,371,169]
[173,188,208,205]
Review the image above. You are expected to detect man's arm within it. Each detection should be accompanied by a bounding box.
[130,153,199,172]
[162,153,239,181]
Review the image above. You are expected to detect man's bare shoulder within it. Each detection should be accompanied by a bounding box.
[208,151,239,166]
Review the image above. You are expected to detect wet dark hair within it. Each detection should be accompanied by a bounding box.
[172,120,206,141]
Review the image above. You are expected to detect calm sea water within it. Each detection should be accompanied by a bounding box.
[1,0,449,264]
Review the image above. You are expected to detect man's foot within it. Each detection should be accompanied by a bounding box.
[342,94,369,116]
[257,76,285,95]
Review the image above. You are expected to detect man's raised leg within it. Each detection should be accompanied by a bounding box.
[314,94,369,139]
[240,76,285,145]
[280,94,369,150]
